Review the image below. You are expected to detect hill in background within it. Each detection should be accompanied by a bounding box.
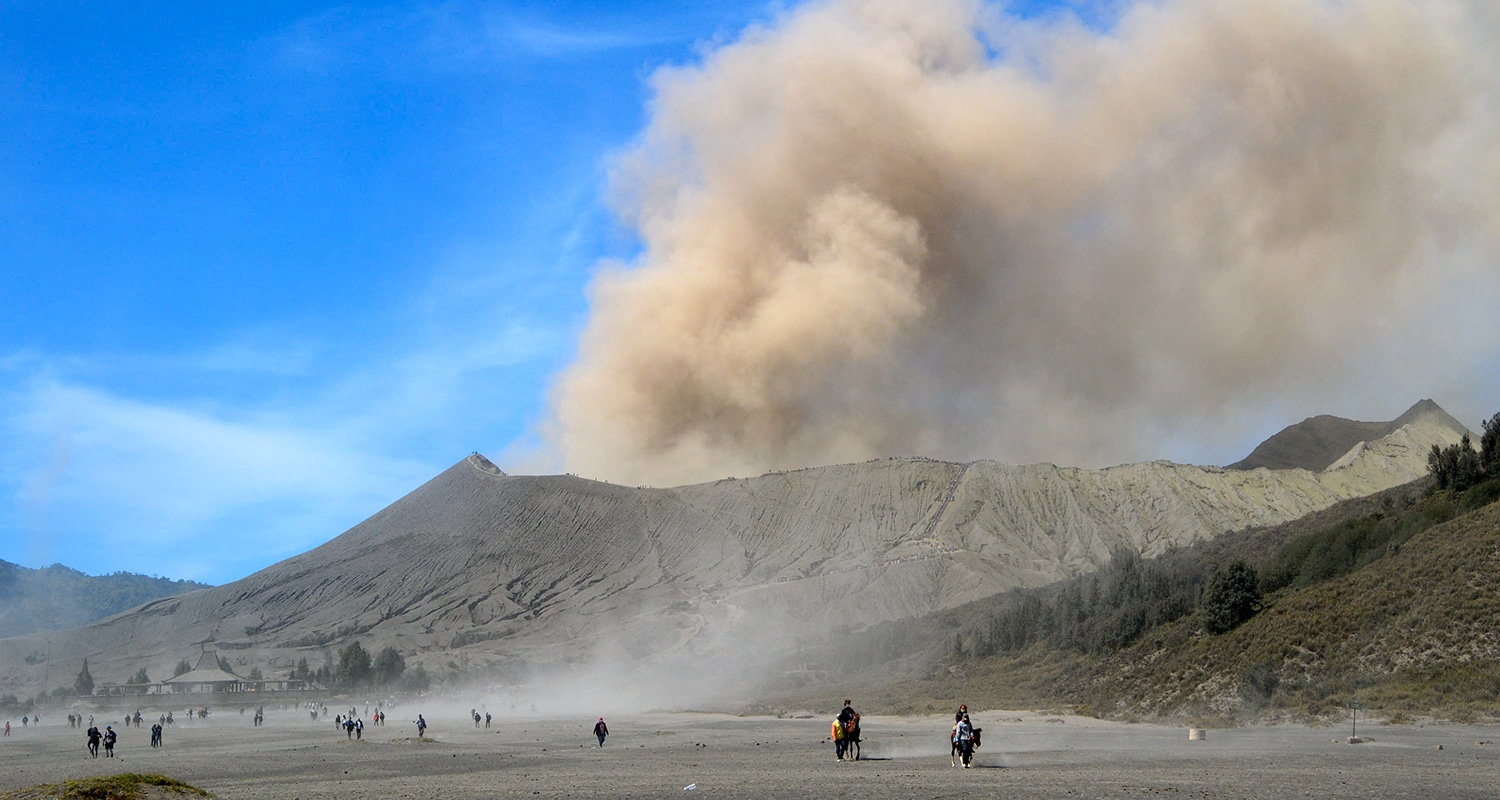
[0,561,210,639]
[800,473,1500,723]
[0,400,1472,711]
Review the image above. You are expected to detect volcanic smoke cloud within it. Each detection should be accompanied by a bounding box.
[549,0,1500,487]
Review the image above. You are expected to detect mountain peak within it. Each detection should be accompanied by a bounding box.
[1388,398,1468,433]
[1227,399,1470,472]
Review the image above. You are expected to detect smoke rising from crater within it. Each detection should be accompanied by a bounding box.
[549,0,1500,486]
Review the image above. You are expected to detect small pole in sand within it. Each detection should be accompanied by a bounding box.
[1348,700,1363,742]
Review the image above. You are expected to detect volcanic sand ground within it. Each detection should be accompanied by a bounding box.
[4,707,1500,799]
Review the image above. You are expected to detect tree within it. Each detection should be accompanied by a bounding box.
[337,641,372,689]
[126,667,150,685]
[74,659,95,696]
[1429,434,1483,492]
[248,666,263,681]
[174,658,192,677]
[1481,413,1500,476]
[373,646,406,686]
[291,657,311,682]
[1201,561,1262,635]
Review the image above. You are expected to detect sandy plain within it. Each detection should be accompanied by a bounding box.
[4,706,1500,799]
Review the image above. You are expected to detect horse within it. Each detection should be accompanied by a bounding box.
[950,724,982,768]
[844,716,862,761]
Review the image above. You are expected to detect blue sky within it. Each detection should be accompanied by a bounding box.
[1,0,777,581]
[3,0,1101,584]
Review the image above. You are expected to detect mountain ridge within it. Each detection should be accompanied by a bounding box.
[0,401,1469,703]
[0,560,211,639]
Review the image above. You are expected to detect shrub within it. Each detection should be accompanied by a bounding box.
[1240,661,1281,710]
[1460,475,1500,512]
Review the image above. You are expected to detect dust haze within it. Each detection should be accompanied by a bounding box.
[547,0,1500,487]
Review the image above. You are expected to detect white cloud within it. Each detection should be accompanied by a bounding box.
[3,376,430,580]
[0,298,566,582]
[269,2,698,79]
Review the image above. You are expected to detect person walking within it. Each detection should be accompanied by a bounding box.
[3,721,9,736]
[416,714,427,738]
[103,725,117,758]
[86,725,101,758]
[593,717,608,747]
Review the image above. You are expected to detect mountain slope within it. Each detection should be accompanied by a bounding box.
[0,403,1468,701]
[820,479,1500,722]
[1090,490,1500,720]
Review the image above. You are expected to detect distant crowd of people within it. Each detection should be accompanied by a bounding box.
[8,695,992,770]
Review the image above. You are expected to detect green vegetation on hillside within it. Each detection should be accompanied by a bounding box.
[1096,495,1500,721]
[958,474,1500,721]
[0,561,210,638]
[957,549,1205,658]
[948,471,1500,663]
[0,773,209,800]
[769,462,1500,723]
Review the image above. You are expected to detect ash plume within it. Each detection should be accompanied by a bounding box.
[549,0,1500,486]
